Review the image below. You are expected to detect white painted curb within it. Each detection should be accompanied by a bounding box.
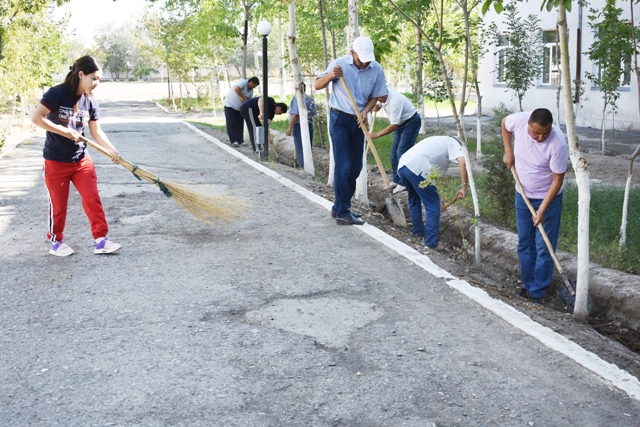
[183,119,640,401]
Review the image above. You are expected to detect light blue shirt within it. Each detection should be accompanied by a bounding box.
[289,94,317,124]
[317,55,387,114]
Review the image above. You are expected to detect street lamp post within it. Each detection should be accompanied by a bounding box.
[257,20,272,161]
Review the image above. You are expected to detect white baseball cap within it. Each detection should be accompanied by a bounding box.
[352,36,375,63]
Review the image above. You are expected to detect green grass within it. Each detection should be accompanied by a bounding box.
[560,185,640,274]
[437,175,640,274]
[186,120,226,132]
[188,98,640,274]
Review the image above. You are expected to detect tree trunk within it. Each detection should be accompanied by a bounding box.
[347,0,369,207]
[555,25,563,125]
[600,101,607,155]
[558,5,590,320]
[631,0,640,117]
[518,94,523,112]
[619,145,640,249]
[318,0,335,186]
[20,93,27,125]
[416,16,427,134]
[287,1,315,176]
[462,2,482,160]
[7,95,16,136]
[404,61,411,93]
[330,29,337,60]
[278,18,286,100]
[209,70,217,115]
[388,0,481,264]
[241,1,252,80]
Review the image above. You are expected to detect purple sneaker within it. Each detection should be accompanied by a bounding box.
[94,237,122,254]
[49,241,75,257]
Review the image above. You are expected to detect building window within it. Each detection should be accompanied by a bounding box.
[541,30,560,86]
[597,55,632,87]
[591,23,633,88]
[495,34,510,84]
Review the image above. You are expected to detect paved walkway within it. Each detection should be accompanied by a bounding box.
[1,101,639,426]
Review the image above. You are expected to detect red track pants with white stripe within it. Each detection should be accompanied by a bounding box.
[44,156,108,243]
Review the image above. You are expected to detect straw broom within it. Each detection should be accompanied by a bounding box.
[78,135,248,224]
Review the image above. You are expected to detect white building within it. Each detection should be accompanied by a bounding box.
[478,1,640,131]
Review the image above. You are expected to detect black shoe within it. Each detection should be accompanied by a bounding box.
[518,287,530,299]
[529,296,544,306]
[331,211,362,219]
[336,213,365,225]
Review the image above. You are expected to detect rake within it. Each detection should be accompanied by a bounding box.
[79,135,249,224]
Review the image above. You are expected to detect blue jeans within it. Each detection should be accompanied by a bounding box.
[292,122,314,168]
[391,114,421,184]
[398,166,441,247]
[515,191,563,298]
[330,110,364,217]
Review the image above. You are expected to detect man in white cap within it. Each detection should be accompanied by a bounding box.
[315,36,388,225]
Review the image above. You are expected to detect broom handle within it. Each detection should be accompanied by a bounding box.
[339,77,391,189]
[78,135,138,177]
[77,135,115,159]
[510,166,568,278]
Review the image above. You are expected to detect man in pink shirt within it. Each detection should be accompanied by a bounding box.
[502,108,569,305]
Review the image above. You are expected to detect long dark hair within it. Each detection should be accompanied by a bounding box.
[62,55,101,97]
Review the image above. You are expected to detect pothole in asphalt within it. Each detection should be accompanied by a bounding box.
[245,297,384,348]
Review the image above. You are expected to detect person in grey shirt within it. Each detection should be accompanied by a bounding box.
[224,77,259,147]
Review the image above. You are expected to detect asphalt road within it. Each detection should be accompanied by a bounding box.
[1,96,640,426]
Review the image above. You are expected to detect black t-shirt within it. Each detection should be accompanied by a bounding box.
[244,96,276,120]
[40,85,99,162]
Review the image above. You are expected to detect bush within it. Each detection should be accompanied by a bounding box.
[490,102,514,133]
[478,137,516,229]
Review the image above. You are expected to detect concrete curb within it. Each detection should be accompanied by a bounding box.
[184,119,640,401]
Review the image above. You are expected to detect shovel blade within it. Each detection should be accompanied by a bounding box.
[557,279,592,313]
[386,197,406,226]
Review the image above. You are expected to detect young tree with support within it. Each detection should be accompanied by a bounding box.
[456,0,484,159]
[388,0,483,265]
[585,0,634,155]
[485,4,543,112]
[483,0,591,319]
[286,0,315,176]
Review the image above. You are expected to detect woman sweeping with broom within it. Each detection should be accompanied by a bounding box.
[32,55,122,257]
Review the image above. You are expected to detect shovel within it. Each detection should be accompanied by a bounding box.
[365,111,377,157]
[510,166,591,312]
[339,77,406,226]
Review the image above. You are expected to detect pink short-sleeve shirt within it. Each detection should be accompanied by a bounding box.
[505,112,569,199]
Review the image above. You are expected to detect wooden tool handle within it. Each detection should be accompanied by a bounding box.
[443,195,459,210]
[510,166,566,276]
[339,76,391,189]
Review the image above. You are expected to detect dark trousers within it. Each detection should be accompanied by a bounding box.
[391,114,421,184]
[239,104,261,151]
[330,110,364,216]
[224,106,244,144]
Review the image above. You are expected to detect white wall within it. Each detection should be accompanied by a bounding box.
[478,0,640,131]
